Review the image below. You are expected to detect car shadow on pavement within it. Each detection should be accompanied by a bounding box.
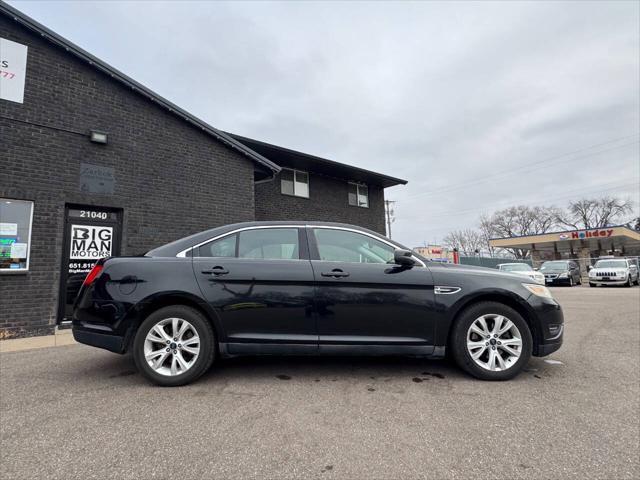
[75,348,558,386]
[201,355,467,384]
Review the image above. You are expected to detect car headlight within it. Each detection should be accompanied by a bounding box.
[558,273,568,278]
[589,270,596,277]
[523,283,554,299]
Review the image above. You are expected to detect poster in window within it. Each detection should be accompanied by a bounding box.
[69,225,113,260]
[0,38,28,104]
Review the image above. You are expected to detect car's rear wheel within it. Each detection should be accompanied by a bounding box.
[450,302,532,381]
[133,305,215,386]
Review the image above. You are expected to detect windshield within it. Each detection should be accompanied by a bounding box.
[594,260,627,269]
[540,261,568,271]
[499,264,532,272]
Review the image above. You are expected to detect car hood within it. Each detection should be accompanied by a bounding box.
[507,270,542,277]
[428,262,532,282]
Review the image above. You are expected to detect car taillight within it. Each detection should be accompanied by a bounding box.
[83,264,103,287]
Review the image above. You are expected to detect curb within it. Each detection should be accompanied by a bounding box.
[0,329,77,353]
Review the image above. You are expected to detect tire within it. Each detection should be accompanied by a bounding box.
[624,276,632,288]
[589,282,596,287]
[450,301,533,381]
[568,276,574,287]
[133,305,215,386]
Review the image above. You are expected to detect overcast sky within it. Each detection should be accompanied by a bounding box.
[9,0,640,247]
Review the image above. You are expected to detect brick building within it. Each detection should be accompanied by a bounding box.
[0,3,406,338]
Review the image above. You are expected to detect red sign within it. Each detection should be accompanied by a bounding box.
[563,229,614,240]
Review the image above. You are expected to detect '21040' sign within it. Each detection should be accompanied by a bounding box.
[70,225,113,259]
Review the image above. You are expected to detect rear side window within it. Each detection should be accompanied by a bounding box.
[238,228,300,260]
[197,234,237,258]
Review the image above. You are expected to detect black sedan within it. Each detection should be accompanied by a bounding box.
[72,221,564,386]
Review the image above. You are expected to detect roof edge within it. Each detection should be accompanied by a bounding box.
[0,1,280,176]
[227,132,408,187]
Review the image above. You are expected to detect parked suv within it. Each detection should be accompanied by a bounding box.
[539,260,582,286]
[589,258,639,287]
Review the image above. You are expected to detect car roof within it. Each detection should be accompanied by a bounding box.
[146,221,404,257]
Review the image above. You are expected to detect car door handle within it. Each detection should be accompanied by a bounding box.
[321,269,350,278]
[202,266,229,275]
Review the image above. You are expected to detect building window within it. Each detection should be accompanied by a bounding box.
[0,199,34,273]
[348,183,369,208]
[281,169,309,198]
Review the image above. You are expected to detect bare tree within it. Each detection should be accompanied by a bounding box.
[556,196,633,229]
[478,214,498,256]
[481,205,560,258]
[442,229,484,256]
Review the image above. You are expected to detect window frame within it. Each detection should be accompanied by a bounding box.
[348,182,369,208]
[280,168,310,199]
[0,198,34,274]
[237,227,301,260]
[186,225,309,261]
[308,226,424,266]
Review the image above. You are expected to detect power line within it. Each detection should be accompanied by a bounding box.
[403,180,639,222]
[405,135,639,200]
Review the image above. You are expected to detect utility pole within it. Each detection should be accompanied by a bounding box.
[384,200,396,239]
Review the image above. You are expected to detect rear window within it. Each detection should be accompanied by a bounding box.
[197,234,237,258]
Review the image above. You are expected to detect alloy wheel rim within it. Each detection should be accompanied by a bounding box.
[466,314,522,372]
[144,318,200,376]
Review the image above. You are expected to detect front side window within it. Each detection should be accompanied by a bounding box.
[281,169,309,198]
[238,228,300,260]
[348,183,368,207]
[314,228,394,264]
[0,199,34,272]
[197,234,237,257]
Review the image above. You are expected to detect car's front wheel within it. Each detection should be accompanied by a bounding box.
[624,275,632,288]
[450,302,532,381]
[133,305,215,386]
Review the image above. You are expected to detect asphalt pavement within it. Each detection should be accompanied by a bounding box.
[1,286,639,479]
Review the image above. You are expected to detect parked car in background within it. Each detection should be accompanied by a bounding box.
[71,221,564,386]
[588,257,639,287]
[497,263,545,285]
[539,260,582,286]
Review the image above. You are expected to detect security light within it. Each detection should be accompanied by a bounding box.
[89,130,108,144]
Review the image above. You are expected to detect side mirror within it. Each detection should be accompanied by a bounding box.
[587,265,592,272]
[394,249,416,266]
[533,267,539,271]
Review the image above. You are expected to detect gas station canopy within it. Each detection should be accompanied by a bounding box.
[489,225,640,256]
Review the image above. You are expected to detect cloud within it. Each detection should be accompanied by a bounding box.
[11,0,640,246]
